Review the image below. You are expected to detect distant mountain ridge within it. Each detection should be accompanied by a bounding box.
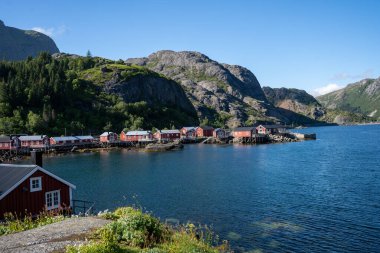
[1,18,372,127]
[0,20,59,61]
[263,86,370,124]
[317,77,380,120]
[126,50,319,127]
[263,87,326,120]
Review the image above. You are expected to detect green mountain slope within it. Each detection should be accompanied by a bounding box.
[317,77,380,120]
[263,86,371,124]
[0,20,59,61]
[0,53,198,135]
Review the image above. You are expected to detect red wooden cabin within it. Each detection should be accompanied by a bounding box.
[213,128,226,139]
[256,125,288,135]
[196,126,214,137]
[100,132,118,143]
[19,135,49,149]
[50,136,79,145]
[76,136,94,143]
[0,153,76,218]
[180,127,196,138]
[120,131,153,142]
[154,130,181,142]
[0,136,20,150]
[232,127,256,138]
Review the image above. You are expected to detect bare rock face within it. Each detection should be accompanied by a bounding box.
[103,72,196,115]
[263,87,326,120]
[126,50,284,127]
[0,20,59,61]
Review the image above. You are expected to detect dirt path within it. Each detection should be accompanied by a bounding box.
[0,217,110,253]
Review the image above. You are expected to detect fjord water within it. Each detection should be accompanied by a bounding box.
[45,125,380,252]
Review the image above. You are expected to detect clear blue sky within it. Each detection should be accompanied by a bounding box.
[1,0,380,95]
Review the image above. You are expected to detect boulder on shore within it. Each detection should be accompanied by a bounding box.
[144,141,184,152]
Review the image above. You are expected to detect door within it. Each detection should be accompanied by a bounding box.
[45,190,61,210]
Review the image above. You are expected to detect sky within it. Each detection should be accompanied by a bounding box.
[1,0,380,96]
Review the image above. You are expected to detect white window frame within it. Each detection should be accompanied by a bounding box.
[45,190,60,210]
[30,177,42,192]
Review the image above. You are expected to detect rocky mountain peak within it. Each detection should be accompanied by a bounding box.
[126,50,288,127]
[0,20,59,61]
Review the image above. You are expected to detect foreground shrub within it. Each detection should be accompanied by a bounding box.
[161,231,220,253]
[67,207,230,253]
[100,208,168,248]
[66,241,123,253]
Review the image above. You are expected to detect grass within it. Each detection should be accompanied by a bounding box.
[66,207,230,253]
[318,79,380,119]
[0,211,65,236]
[79,64,167,85]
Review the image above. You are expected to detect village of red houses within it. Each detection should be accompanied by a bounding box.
[0,124,314,218]
[0,124,291,152]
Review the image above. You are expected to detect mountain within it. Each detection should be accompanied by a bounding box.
[125,50,316,127]
[0,20,59,61]
[262,87,326,120]
[317,77,380,120]
[0,53,198,135]
[263,86,370,124]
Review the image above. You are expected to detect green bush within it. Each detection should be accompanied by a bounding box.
[0,225,10,236]
[99,211,119,220]
[67,207,230,253]
[161,231,220,253]
[100,208,167,248]
[66,241,123,253]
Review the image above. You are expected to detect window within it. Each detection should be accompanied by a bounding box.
[45,190,60,210]
[30,177,42,192]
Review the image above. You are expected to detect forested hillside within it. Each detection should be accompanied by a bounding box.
[0,53,198,135]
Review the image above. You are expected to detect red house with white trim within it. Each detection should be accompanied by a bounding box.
[0,136,20,150]
[19,135,49,149]
[154,130,181,142]
[196,126,214,137]
[120,130,153,142]
[232,127,256,138]
[180,127,196,138]
[0,159,76,218]
[256,125,288,135]
[50,136,79,146]
[100,132,118,143]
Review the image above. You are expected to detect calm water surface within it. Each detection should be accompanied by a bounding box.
[44,125,380,252]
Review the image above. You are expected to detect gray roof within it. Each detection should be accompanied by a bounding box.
[100,132,116,137]
[259,124,288,129]
[0,135,11,142]
[51,136,78,141]
[19,135,47,141]
[181,127,196,131]
[0,164,76,199]
[198,126,214,130]
[234,127,255,131]
[0,164,37,197]
[126,131,151,136]
[75,136,94,140]
[158,130,180,134]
